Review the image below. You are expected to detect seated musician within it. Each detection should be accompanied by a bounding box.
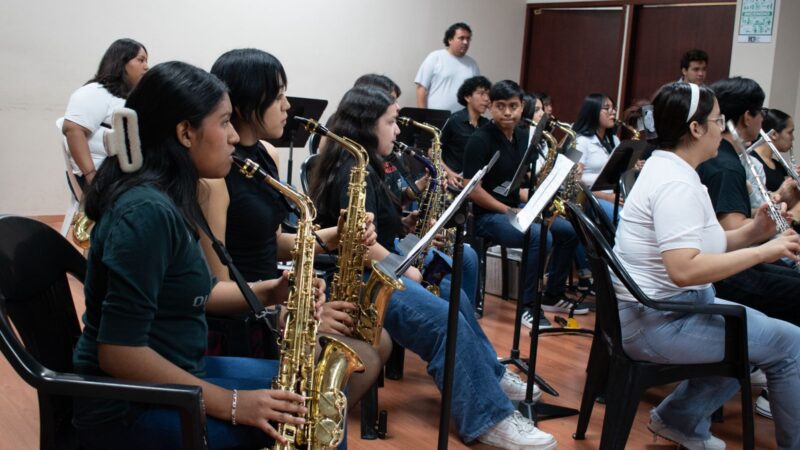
[310,84,556,450]
[356,73,482,308]
[440,75,491,190]
[72,61,313,450]
[463,80,584,330]
[199,48,386,407]
[613,80,800,450]
[574,93,621,222]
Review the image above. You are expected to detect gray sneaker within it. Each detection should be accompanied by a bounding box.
[755,389,772,419]
[648,413,725,450]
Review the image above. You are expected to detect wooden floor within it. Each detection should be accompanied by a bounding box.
[0,216,777,449]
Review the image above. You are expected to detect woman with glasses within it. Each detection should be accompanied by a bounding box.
[573,93,621,221]
[614,81,800,450]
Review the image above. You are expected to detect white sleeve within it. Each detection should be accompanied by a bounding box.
[651,181,707,252]
[63,84,112,133]
[414,52,436,89]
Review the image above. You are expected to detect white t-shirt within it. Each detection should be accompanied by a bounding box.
[414,49,480,113]
[577,134,620,191]
[613,150,727,302]
[63,82,125,174]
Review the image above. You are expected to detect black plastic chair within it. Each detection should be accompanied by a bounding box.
[0,215,208,450]
[579,184,616,245]
[299,153,319,195]
[563,203,754,450]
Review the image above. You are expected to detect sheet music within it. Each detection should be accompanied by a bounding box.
[510,154,574,232]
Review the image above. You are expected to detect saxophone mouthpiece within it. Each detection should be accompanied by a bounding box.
[392,140,409,152]
[295,116,328,136]
[232,155,266,179]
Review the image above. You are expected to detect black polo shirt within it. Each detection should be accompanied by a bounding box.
[697,139,751,218]
[441,108,489,174]
[463,120,530,216]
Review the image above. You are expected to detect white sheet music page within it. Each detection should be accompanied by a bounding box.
[511,154,574,232]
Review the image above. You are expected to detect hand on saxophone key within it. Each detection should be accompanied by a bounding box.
[401,210,420,234]
[312,277,327,320]
[318,301,358,336]
[235,389,307,444]
[250,273,291,307]
[362,212,377,247]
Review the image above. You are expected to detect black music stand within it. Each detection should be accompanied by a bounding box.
[397,107,450,172]
[496,116,555,395]
[265,96,327,186]
[590,140,649,224]
[394,153,500,450]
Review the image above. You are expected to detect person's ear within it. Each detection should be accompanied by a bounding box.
[176,120,194,149]
[689,120,705,138]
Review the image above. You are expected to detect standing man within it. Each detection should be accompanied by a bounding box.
[415,22,480,113]
[679,49,708,84]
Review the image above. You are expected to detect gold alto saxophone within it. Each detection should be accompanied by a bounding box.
[616,119,641,140]
[548,118,583,204]
[233,155,365,450]
[397,117,454,294]
[296,117,404,348]
[529,119,567,219]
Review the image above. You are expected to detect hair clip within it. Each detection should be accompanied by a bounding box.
[105,107,143,173]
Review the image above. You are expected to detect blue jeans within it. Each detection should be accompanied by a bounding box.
[383,276,514,442]
[619,287,800,449]
[77,357,348,450]
[475,213,578,308]
[430,244,479,308]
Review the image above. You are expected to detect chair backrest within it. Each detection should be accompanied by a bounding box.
[579,183,616,245]
[564,202,663,359]
[300,152,319,194]
[0,215,87,449]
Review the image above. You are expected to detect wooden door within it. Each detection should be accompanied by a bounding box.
[624,3,735,107]
[521,6,625,122]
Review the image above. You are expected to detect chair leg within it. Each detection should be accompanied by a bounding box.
[740,378,755,450]
[573,335,608,440]
[360,381,379,439]
[599,362,643,450]
[385,339,405,380]
[500,245,510,300]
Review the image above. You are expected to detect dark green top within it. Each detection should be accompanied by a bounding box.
[73,185,213,426]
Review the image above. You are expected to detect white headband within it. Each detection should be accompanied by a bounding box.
[686,83,700,123]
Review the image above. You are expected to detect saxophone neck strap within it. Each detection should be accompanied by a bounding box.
[195,215,279,338]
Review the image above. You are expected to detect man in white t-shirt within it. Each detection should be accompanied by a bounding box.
[415,22,480,113]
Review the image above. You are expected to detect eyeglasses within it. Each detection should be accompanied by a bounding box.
[600,106,616,113]
[707,114,726,130]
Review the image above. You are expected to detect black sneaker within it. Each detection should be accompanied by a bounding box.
[520,309,553,330]
[541,294,590,315]
[577,278,596,296]
[539,315,553,330]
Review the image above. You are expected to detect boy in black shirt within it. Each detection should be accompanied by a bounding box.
[463,80,583,329]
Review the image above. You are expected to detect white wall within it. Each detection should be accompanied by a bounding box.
[0,0,526,216]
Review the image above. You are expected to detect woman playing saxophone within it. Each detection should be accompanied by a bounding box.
[72,61,317,450]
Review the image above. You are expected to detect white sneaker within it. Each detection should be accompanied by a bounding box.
[500,370,542,402]
[648,413,726,450]
[477,411,557,450]
[755,389,772,419]
[750,368,767,388]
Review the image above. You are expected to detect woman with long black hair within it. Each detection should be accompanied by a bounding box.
[74,61,311,449]
[310,85,556,450]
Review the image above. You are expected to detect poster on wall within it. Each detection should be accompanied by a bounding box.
[738,0,775,43]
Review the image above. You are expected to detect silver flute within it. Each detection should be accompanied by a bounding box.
[730,121,800,272]
[756,129,800,192]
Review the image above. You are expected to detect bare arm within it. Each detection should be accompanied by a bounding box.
[717,212,751,231]
[662,230,800,287]
[98,344,305,442]
[198,179,231,282]
[62,119,96,181]
[415,84,428,109]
